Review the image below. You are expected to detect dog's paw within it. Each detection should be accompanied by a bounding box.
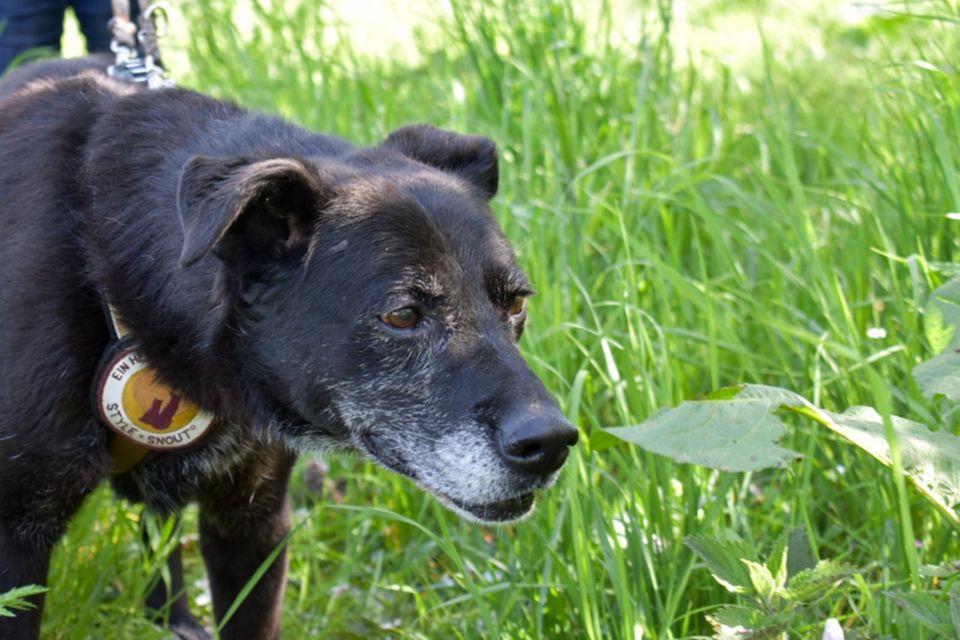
[169,619,212,640]
[303,456,329,496]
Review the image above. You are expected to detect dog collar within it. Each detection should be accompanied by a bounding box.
[93,304,215,473]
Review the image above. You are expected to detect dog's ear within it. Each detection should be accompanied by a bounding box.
[177,156,331,268]
[383,124,499,198]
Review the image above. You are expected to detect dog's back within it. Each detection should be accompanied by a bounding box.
[0,70,126,464]
[0,53,113,99]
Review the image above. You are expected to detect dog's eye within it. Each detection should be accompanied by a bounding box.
[381,307,422,330]
[507,295,527,317]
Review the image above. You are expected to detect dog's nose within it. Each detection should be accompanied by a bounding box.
[497,411,579,475]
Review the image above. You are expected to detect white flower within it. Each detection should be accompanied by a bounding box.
[822,618,844,640]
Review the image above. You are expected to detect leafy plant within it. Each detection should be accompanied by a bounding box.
[915,278,960,404]
[608,276,960,634]
[685,528,855,639]
[0,585,47,619]
[886,587,960,639]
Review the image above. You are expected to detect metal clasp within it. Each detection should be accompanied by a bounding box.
[107,0,175,89]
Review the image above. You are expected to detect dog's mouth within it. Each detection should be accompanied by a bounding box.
[359,432,538,524]
[444,492,537,523]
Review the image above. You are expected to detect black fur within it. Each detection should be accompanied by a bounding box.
[0,58,577,639]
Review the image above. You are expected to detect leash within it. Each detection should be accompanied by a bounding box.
[94,3,215,473]
[107,0,175,88]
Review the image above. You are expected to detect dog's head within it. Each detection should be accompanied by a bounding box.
[177,124,578,523]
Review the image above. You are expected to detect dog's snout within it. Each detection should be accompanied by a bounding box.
[497,411,578,475]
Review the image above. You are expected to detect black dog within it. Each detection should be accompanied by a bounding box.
[0,58,577,639]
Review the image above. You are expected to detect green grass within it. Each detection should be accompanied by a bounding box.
[31,0,960,637]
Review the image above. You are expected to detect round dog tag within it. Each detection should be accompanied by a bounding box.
[95,342,214,450]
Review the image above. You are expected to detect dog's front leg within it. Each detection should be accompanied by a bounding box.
[198,450,296,640]
[0,528,53,639]
[0,429,107,639]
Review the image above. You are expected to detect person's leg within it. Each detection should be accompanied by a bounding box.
[0,0,67,73]
[70,0,115,54]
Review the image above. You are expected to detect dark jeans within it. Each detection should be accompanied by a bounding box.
[0,0,122,72]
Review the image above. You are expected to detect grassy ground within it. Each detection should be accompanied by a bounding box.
[33,0,960,637]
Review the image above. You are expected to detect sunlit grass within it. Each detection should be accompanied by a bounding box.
[33,0,960,637]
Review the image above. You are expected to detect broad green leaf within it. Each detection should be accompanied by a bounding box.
[707,605,766,639]
[606,392,803,472]
[786,527,816,580]
[613,384,960,524]
[744,560,779,602]
[707,604,765,628]
[924,304,954,355]
[685,534,756,593]
[916,278,960,400]
[766,531,790,588]
[950,588,960,636]
[913,350,960,401]
[784,559,853,602]
[747,619,793,640]
[920,563,960,578]
[924,278,960,352]
[817,406,960,524]
[707,605,791,640]
[886,591,955,637]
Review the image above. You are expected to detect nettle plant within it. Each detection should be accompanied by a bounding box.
[608,279,960,639]
[685,528,855,638]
